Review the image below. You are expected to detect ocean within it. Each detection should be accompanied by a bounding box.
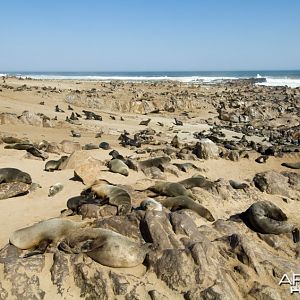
[1,70,300,88]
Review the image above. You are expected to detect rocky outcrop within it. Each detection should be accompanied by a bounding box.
[192,139,219,159]
[59,140,82,154]
[1,208,298,299]
[253,170,299,199]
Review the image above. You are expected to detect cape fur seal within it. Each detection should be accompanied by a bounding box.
[108,159,129,176]
[281,162,300,170]
[240,201,297,236]
[9,218,89,251]
[178,175,214,190]
[2,137,30,144]
[59,227,150,268]
[48,183,64,197]
[138,156,171,171]
[44,156,68,172]
[82,180,132,215]
[147,181,195,199]
[161,196,215,222]
[0,168,32,184]
[0,182,31,200]
[140,198,163,211]
[229,180,249,190]
[4,143,33,150]
[173,163,200,173]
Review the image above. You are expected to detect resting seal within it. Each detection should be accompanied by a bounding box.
[59,227,150,268]
[173,163,201,173]
[229,180,249,190]
[240,201,297,235]
[4,143,33,150]
[9,218,89,252]
[148,181,194,199]
[2,137,30,144]
[44,156,68,172]
[0,182,31,200]
[82,180,132,215]
[281,162,300,170]
[178,175,214,190]
[140,198,163,211]
[48,183,64,197]
[108,159,129,176]
[138,156,171,171]
[161,196,215,222]
[0,168,32,184]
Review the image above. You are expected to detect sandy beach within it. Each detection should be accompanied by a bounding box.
[0,76,299,299]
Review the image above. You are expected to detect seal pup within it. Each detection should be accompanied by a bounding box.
[9,218,89,253]
[78,204,118,219]
[229,180,249,190]
[160,196,214,222]
[55,105,64,113]
[281,162,300,170]
[59,227,150,268]
[255,155,269,164]
[139,118,151,126]
[174,118,183,126]
[68,105,73,110]
[70,112,78,120]
[48,183,64,197]
[44,156,68,172]
[26,146,49,160]
[67,195,100,212]
[71,130,81,138]
[109,150,125,160]
[82,180,132,215]
[108,159,129,176]
[140,198,163,211]
[99,142,110,150]
[0,168,32,184]
[240,201,298,236]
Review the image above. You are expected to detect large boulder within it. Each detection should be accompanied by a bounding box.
[60,140,82,154]
[1,208,300,298]
[253,170,293,197]
[74,158,105,185]
[192,139,219,159]
[0,113,21,125]
[18,111,43,127]
[60,150,104,185]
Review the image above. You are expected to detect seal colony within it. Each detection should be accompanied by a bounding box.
[0,76,300,298]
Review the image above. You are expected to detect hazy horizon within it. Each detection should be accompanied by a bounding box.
[1,0,300,71]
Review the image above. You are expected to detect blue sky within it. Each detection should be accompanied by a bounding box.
[0,0,299,71]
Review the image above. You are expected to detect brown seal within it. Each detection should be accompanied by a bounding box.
[9,218,89,254]
[59,227,150,268]
[0,168,32,184]
[82,180,132,215]
[161,196,215,221]
[240,201,297,235]
[108,159,129,176]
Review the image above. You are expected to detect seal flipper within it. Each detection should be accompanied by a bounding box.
[81,239,106,252]
[22,239,51,258]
